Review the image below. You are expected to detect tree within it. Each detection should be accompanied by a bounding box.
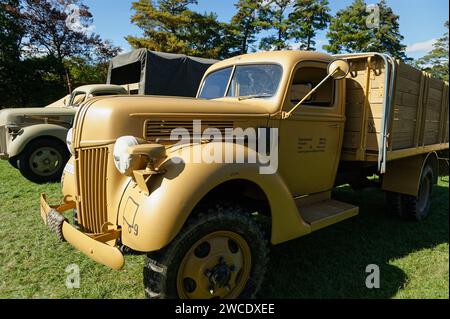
[126,0,195,55]
[0,0,26,107]
[21,0,120,93]
[126,0,231,59]
[259,0,294,51]
[324,0,408,60]
[289,0,331,51]
[185,11,231,59]
[415,21,449,81]
[231,0,264,54]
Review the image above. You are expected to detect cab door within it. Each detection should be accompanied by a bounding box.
[278,61,345,197]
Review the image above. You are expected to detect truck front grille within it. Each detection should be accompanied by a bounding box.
[77,147,109,234]
[0,126,7,155]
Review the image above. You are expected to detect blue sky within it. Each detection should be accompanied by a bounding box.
[84,0,449,59]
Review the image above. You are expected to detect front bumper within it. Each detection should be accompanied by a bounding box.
[40,194,125,270]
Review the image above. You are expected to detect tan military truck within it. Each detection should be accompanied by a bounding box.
[0,84,128,183]
[40,51,449,299]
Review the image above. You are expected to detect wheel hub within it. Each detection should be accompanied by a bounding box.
[177,230,252,299]
[29,147,62,176]
[206,257,234,291]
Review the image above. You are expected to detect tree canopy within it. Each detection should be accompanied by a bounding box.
[289,0,331,51]
[259,0,293,51]
[126,0,235,59]
[0,0,26,106]
[0,0,121,108]
[1,0,446,109]
[324,0,408,60]
[415,21,449,81]
[230,0,264,54]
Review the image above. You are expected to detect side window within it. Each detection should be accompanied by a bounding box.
[290,66,334,107]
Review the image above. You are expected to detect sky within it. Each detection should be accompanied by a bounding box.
[83,0,449,60]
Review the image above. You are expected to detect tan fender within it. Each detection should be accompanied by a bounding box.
[8,124,69,158]
[382,152,439,196]
[118,142,311,252]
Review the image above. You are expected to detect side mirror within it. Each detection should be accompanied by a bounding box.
[327,59,350,80]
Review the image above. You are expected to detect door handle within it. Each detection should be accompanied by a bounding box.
[329,124,341,128]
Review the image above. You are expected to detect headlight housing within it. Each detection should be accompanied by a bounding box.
[113,136,144,176]
[66,128,74,155]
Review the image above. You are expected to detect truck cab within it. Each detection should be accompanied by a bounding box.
[65,84,128,107]
[39,50,449,299]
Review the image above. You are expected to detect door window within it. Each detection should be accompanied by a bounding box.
[289,66,335,107]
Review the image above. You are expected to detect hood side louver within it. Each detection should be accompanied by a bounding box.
[145,120,234,142]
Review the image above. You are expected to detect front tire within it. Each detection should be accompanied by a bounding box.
[143,203,269,299]
[17,138,69,184]
[8,156,19,169]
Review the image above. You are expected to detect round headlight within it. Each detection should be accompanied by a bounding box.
[113,136,142,176]
[66,128,74,155]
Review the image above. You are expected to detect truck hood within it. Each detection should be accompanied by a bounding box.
[0,107,76,127]
[75,95,272,147]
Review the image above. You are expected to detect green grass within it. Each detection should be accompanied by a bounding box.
[0,160,448,299]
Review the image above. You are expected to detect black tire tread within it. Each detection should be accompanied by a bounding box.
[385,191,404,217]
[401,165,434,222]
[143,202,269,299]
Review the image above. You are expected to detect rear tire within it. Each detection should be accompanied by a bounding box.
[385,191,405,218]
[401,165,434,221]
[17,138,69,184]
[143,202,269,299]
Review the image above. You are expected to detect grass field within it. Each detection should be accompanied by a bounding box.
[0,160,448,299]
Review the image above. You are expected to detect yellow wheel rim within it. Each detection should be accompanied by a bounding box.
[177,230,252,299]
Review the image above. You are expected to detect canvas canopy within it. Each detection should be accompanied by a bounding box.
[107,49,218,97]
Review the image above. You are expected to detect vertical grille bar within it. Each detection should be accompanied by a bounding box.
[77,147,108,233]
[0,126,7,155]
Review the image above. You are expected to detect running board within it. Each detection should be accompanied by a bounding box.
[299,199,359,232]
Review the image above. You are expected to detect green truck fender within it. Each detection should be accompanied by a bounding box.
[8,124,69,158]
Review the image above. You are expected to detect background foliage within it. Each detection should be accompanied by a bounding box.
[0,0,448,109]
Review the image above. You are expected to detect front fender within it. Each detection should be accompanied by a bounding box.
[8,124,69,157]
[119,143,311,252]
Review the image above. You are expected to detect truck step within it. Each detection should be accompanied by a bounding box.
[299,199,359,232]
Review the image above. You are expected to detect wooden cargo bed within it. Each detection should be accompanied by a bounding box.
[337,53,449,172]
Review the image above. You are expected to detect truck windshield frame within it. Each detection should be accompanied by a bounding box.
[198,64,283,100]
[69,91,87,107]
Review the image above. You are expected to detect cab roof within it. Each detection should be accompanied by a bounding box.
[207,50,335,73]
[73,84,127,93]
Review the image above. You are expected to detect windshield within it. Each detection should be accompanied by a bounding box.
[69,91,87,107]
[198,64,283,100]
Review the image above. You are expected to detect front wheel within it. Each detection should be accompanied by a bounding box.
[17,138,69,184]
[143,203,269,299]
[8,156,19,169]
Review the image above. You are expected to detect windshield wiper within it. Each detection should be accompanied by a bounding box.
[238,94,273,101]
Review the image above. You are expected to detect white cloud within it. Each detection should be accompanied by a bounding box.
[406,38,437,53]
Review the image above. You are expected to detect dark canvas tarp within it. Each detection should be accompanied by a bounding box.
[107,49,218,97]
